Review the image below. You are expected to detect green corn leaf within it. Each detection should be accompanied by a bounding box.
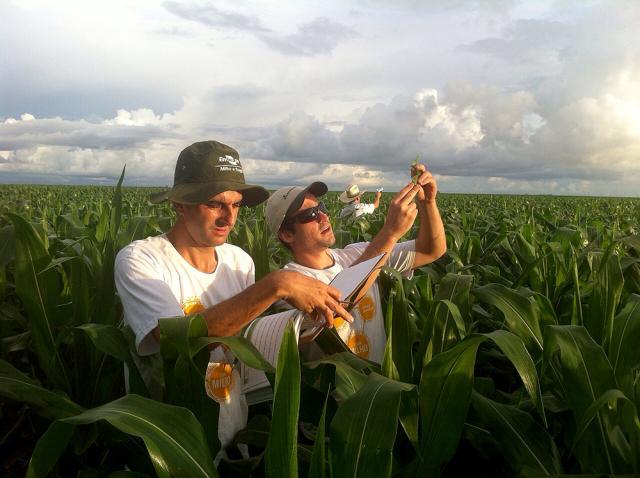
[0,224,15,269]
[233,414,271,448]
[483,329,546,426]
[77,323,149,397]
[118,215,152,248]
[69,255,91,327]
[569,245,585,326]
[384,268,415,382]
[77,323,132,364]
[192,335,275,373]
[333,365,369,401]
[571,389,632,453]
[585,252,624,347]
[469,392,561,476]
[26,421,76,478]
[426,274,473,363]
[418,335,484,477]
[304,352,374,401]
[474,283,544,353]
[2,213,69,390]
[398,386,420,450]
[438,299,466,337]
[308,390,330,478]
[92,167,126,325]
[435,273,474,326]
[543,325,630,475]
[381,288,399,380]
[330,372,414,478]
[164,353,220,456]
[0,359,83,419]
[159,314,205,358]
[159,315,264,455]
[265,320,300,478]
[159,313,274,373]
[621,258,640,295]
[63,394,218,478]
[608,294,640,398]
[109,165,125,242]
[419,309,546,472]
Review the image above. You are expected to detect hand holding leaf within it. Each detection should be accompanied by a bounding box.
[410,155,438,203]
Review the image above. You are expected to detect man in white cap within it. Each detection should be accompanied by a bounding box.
[264,162,446,363]
[339,184,382,220]
[115,140,353,453]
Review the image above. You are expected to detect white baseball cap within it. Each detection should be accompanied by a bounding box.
[265,182,328,235]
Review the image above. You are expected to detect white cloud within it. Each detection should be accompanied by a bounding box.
[0,0,639,196]
[163,2,357,56]
[257,16,358,56]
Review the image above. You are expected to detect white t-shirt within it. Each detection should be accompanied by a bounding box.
[114,234,254,449]
[340,202,375,219]
[283,241,415,363]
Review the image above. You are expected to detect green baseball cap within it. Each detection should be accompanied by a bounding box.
[149,140,269,207]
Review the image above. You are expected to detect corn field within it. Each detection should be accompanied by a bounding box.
[1,174,640,477]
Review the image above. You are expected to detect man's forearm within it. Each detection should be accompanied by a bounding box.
[352,224,402,266]
[352,183,421,266]
[414,199,446,267]
[201,271,286,337]
[149,269,351,342]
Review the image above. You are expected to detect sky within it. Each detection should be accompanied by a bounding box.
[1,0,639,196]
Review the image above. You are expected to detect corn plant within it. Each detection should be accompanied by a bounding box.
[1,180,640,477]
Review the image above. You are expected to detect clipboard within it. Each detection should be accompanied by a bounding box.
[299,251,389,341]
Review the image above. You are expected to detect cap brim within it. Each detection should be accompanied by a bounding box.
[166,181,269,207]
[285,181,328,217]
[149,190,170,204]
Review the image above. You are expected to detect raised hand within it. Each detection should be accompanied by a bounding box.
[380,182,421,240]
[410,163,438,203]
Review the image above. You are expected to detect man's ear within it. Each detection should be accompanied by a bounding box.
[172,202,186,215]
[278,228,295,245]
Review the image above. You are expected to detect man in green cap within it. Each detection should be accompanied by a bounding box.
[114,140,352,453]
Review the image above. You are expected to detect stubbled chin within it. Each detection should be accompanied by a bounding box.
[324,232,336,246]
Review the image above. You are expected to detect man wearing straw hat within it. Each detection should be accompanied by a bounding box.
[114,140,353,452]
[264,162,446,363]
[339,183,382,220]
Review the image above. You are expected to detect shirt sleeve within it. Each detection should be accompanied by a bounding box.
[388,240,417,278]
[114,248,184,356]
[342,241,416,277]
[360,203,375,214]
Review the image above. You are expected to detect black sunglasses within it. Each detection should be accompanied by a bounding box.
[284,202,329,225]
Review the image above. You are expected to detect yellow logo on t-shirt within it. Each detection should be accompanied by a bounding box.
[205,363,234,403]
[182,297,205,315]
[333,316,349,330]
[347,332,370,359]
[358,295,376,321]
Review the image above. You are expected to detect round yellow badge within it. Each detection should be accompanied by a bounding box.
[182,297,205,315]
[205,363,234,404]
[347,332,370,359]
[357,295,375,322]
[333,316,350,331]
